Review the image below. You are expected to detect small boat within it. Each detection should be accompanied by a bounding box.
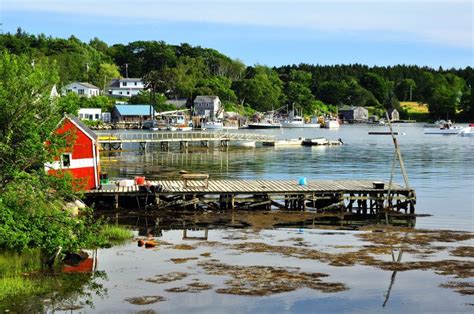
[264,138,305,147]
[202,120,223,130]
[460,124,474,137]
[247,121,282,129]
[322,118,340,129]
[281,116,320,128]
[424,121,465,134]
[303,138,343,146]
[303,138,329,146]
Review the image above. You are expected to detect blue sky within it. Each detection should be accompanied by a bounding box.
[1,0,472,68]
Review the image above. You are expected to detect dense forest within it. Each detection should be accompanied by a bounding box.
[1,28,472,120]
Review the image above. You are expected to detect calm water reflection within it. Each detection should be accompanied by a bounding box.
[101,124,474,231]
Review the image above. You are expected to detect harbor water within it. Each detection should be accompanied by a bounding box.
[2,123,473,313]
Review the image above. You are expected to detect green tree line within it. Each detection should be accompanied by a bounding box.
[1,28,472,120]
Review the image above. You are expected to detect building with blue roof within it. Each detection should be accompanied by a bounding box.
[111,104,155,123]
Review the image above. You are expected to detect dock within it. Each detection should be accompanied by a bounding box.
[97,131,275,150]
[85,179,416,221]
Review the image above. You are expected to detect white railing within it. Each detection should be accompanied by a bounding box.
[96,131,275,142]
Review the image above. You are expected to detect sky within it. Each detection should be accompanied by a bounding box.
[1,0,472,68]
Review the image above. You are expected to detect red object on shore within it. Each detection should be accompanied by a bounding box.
[45,114,100,190]
[137,239,145,247]
[469,123,474,127]
[62,258,94,273]
[135,176,146,185]
[144,241,156,248]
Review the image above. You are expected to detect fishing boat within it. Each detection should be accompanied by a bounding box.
[202,120,223,130]
[281,116,320,128]
[424,121,465,134]
[264,138,305,147]
[322,117,340,129]
[248,111,282,129]
[460,124,474,137]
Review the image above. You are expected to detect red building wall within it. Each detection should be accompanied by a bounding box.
[47,118,99,190]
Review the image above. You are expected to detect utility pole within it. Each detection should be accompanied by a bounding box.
[125,63,129,78]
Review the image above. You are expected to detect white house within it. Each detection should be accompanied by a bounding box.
[107,78,145,98]
[193,96,223,120]
[78,108,111,123]
[78,108,102,121]
[63,82,100,98]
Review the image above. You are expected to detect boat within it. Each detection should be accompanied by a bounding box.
[248,111,282,129]
[264,138,305,147]
[302,138,343,146]
[303,138,329,146]
[281,116,320,128]
[202,120,223,130]
[460,124,474,137]
[322,117,340,129]
[424,121,466,134]
[247,121,282,129]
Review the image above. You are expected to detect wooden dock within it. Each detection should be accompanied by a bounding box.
[97,131,275,150]
[85,179,416,220]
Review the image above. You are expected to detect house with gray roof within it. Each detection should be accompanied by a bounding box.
[111,104,155,123]
[338,105,369,123]
[193,96,223,120]
[388,108,400,121]
[107,78,145,98]
[63,82,100,98]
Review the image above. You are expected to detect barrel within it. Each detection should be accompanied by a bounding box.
[298,177,307,185]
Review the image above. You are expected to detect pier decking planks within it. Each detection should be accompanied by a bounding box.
[84,179,416,216]
[87,179,410,195]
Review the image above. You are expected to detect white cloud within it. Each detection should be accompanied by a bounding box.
[3,0,473,49]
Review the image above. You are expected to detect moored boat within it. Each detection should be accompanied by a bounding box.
[202,120,223,130]
[264,138,305,147]
[322,118,340,129]
[247,121,282,129]
[281,116,320,128]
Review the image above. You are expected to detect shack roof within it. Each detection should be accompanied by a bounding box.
[64,114,98,141]
[114,104,155,116]
[194,95,220,103]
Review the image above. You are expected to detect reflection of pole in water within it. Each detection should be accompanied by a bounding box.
[383,245,404,307]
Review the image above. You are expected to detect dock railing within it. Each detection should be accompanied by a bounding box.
[96,131,275,143]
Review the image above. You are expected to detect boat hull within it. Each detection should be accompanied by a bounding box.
[424,128,464,134]
[247,123,281,129]
[281,122,321,128]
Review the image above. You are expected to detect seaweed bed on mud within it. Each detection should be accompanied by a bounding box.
[128,226,474,300]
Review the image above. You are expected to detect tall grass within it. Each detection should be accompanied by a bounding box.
[100,225,133,242]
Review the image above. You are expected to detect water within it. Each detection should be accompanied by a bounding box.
[101,124,474,231]
[3,124,473,313]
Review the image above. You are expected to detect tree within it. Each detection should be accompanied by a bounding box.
[0,52,60,185]
[0,51,106,255]
[425,73,465,119]
[395,78,416,101]
[232,65,283,111]
[359,72,390,106]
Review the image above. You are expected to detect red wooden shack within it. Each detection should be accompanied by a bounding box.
[45,114,100,190]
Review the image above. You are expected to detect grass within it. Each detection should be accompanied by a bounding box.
[0,276,46,301]
[100,225,133,242]
[400,101,431,121]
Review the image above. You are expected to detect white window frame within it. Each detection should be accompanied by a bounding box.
[61,153,72,168]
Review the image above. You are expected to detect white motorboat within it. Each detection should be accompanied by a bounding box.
[264,138,305,147]
[424,127,464,135]
[303,138,329,146]
[322,118,340,129]
[281,116,320,128]
[247,121,282,129]
[202,121,223,130]
[460,124,474,137]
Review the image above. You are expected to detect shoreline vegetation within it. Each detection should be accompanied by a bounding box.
[0,28,472,122]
